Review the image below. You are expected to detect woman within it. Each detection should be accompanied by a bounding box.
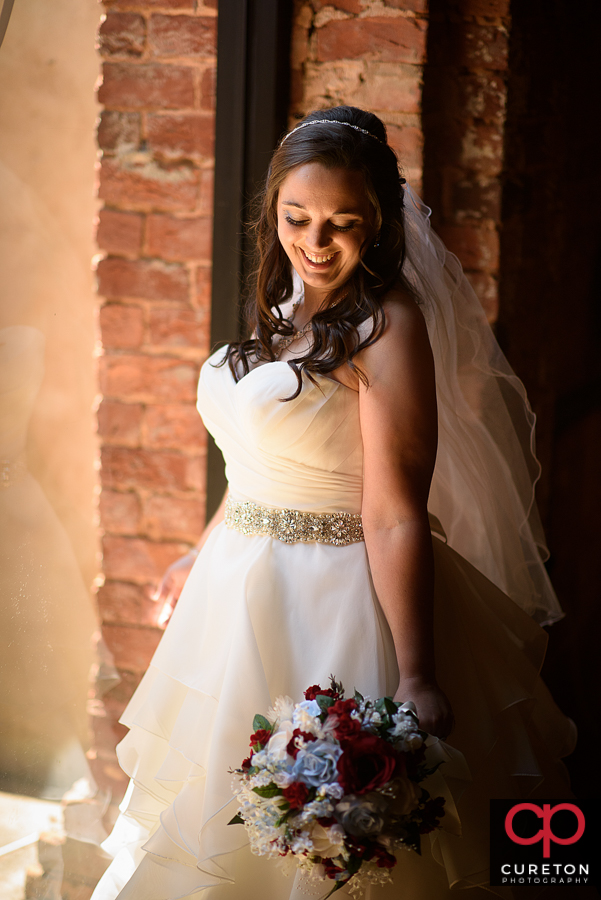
[93,107,575,900]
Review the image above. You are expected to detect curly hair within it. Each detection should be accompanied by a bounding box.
[222,105,413,399]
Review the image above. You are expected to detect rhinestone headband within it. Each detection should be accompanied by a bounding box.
[281,119,385,145]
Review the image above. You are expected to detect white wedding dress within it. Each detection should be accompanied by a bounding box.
[93,341,575,900]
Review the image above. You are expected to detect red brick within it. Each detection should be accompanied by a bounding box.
[148,15,216,58]
[147,214,212,260]
[101,446,199,492]
[99,303,145,348]
[104,0,194,8]
[98,63,195,110]
[455,23,508,70]
[143,494,204,541]
[148,305,208,348]
[144,403,205,450]
[102,536,187,585]
[97,209,144,257]
[99,156,199,211]
[458,73,506,124]
[99,489,142,535]
[97,580,158,626]
[193,265,212,310]
[311,0,362,11]
[97,110,141,152]
[100,354,199,402]
[317,17,427,65]
[147,112,215,160]
[200,65,216,111]
[97,257,189,302]
[385,123,422,170]
[198,169,214,215]
[98,13,145,58]
[353,63,422,114]
[102,622,164,673]
[436,223,499,272]
[97,400,143,447]
[448,0,510,17]
[459,123,504,175]
[452,179,501,221]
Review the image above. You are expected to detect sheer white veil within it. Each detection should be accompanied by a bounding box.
[402,184,562,625]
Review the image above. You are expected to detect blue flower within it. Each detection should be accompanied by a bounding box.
[292,740,342,787]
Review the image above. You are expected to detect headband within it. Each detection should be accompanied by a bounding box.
[280,119,385,145]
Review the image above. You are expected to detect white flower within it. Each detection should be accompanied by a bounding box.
[267,695,295,725]
[310,822,346,857]
[292,699,323,734]
[267,719,294,761]
[250,749,269,768]
[317,782,345,800]
[389,708,423,751]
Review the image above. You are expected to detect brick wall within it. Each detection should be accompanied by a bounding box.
[93,0,216,795]
[422,0,511,323]
[290,0,428,189]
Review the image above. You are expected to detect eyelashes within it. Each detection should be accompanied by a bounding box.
[283,214,356,233]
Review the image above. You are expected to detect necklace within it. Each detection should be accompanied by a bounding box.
[274,299,312,360]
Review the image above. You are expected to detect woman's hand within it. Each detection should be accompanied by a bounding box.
[394,676,454,740]
[151,551,197,628]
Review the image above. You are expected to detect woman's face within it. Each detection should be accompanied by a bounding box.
[276,162,376,304]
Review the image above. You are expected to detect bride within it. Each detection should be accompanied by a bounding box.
[92,106,575,900]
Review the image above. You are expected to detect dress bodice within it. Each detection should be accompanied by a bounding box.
[197,348,363,514]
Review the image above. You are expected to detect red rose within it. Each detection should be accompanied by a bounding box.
[249,728,271,749]
[365,845,397,869]
[304,684,338,701]
[328,698,358,717]
[329,713,361,740]
[240,756,252,770]
[418,795,446,833]
[337,734,403,795]
[322,858,345,880]
[282,781,309,809]
[286,728,316,759]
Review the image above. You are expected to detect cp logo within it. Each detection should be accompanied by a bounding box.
[505,803,585,858]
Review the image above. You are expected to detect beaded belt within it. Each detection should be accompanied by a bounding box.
[224,496,364,546]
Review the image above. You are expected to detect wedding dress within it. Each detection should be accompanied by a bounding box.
[92,331,575,900]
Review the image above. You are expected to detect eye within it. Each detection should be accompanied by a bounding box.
[332,222,356,232]
[284,214,308,227]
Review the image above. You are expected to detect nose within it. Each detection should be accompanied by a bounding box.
[304,220,331,251]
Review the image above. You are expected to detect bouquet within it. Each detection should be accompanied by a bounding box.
[229,677,445,897]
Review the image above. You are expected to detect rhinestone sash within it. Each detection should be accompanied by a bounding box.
[224,496,364,546]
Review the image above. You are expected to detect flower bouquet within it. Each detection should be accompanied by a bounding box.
[229,677,445,897]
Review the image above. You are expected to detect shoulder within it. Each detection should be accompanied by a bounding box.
[358,287,432,381]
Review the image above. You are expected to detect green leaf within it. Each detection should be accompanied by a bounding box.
[252,784,281,798]
[315,694,335,712]
[227,814,244,826]
[383,696,398,717]
[252,713,272,732]
[353,689,364,703]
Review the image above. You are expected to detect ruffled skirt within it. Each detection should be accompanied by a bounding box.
[92,523,575,900]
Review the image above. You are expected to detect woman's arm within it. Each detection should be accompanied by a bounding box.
[152,489,229,627]
[357,295,453,738]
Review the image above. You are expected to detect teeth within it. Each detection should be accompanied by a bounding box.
[303,250,336,263]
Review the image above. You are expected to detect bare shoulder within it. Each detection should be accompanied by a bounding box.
[359,288,432,381]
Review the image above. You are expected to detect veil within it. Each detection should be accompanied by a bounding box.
[402,184,562,625]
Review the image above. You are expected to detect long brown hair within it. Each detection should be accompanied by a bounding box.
[222,106,413,399]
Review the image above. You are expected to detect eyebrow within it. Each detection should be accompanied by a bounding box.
[281,200,362,216]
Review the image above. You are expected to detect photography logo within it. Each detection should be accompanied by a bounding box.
[490,800,596,887]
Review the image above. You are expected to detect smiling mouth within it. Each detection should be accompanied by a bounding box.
[301,249,338,266]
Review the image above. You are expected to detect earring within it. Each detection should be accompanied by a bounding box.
[373,234,380,249]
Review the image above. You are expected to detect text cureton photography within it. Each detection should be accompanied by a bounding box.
[490,800,596,888]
